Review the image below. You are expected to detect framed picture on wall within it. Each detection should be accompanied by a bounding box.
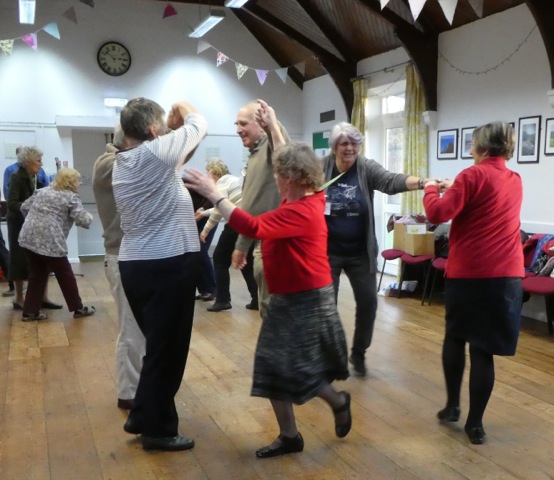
[517,116,541,163]
[437,129,458,160]
[460,127,475,159]
[544,118,554,156]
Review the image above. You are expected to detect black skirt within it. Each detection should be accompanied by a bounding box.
[251,284,349,404]
[444,277,522,356]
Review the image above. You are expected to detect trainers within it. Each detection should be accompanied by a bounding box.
[22,311,48,321]
[349,354,367,377]
[207,302,232,312]
[74,305,96,318]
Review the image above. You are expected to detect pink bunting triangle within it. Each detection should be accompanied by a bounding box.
[63,7,78,23]
[163,3,177,19]
[43,22,61,39]
[79,0,95,7]
[275,67,288,83]
[255,69,269,85]
[197,40,210,54]
[216,52,229,67]
[21,33,37,50]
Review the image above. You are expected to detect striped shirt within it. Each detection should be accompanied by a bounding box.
[113,113,208,261]
[202,174,242,234]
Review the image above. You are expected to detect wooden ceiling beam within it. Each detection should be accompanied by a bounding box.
[525,0,554,88]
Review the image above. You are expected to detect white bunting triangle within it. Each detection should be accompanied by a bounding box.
[467,0,484,17]
[438,0,458,25]
[407,0,426,21]
[380,0,392,9]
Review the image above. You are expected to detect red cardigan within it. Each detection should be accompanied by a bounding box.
[229,191,332,294]
[423,157,524,279]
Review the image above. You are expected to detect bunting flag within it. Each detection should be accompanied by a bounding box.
[235,62,248,79]
[275,67,288,83]
[216,52,229,67]
[43,22,61,39]
[407,0,426,20]
[467,0,484,17]
[0,39,14,55]
[255,69,269,85]
[438,0,457,24]
[21,33,37,50]
[79,0,95,7]
[380,0,392,9]
[197,40,210,54]
[63,7,78,23]
[163,3,177,19]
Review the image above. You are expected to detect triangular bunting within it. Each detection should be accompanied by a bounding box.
[63,7,78,23]
[235,62,248,79]
[438,0,458,25]
[79,0,95,7]
[0,39,14,55]
[275,67,288,83]
[163,3,178,19]
[255,69,269,85]
[21,33,37,50]
[43,22,61,39]
[197,40,210,54]
[380,0,392,9]
[407,0,426,21]
[467,0,484,17]
[216,52,229,67]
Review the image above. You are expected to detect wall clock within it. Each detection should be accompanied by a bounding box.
[97,41,131,76]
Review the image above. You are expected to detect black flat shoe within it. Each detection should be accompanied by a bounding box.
[141,435,195,451]
[207,302,232,312]
[255,433,304,458]
[12,301,23,311]
[117,398,134,410]
[123,417,142,435]
[41,301,63,309]
[465,425,486,445]
[245,300,259,310]
[349,354,367,377]
[333,391,352,438]
[437,406,460,422]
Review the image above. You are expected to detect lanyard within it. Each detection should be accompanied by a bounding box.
[319,171,345,192]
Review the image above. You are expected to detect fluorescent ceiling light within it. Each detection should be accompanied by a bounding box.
[224,0,249,7]
[188,10,225,38]
[19,0,36,24]
[104,98,128,108]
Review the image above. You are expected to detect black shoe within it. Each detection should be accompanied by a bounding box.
[349,354,367,377]
[117,398,134,410]
[437,406,460,422]
[255,433,304,458]
[333,391,352,438]
[141,435,195,451]
[465,425,486,445]
[41,301,63,309]
[196,292,215,301]
[207,302,232,312]
[12,301,23,311]
[245,300,259,310]
[123,417,142,435]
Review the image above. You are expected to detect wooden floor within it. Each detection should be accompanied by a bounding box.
[1,260,554,479]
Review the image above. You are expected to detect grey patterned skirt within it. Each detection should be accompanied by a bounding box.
[251,283,349,404]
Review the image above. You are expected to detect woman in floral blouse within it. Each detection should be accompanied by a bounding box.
[19,168,96,321]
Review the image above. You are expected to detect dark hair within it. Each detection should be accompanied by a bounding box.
[472,121,515,160]
[120,97,165,142]
[272,142,323,191]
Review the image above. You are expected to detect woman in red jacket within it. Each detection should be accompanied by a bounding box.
[184,142,351,458]
[423,121,523,445]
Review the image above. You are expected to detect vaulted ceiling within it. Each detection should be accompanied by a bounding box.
[161,0,554,118]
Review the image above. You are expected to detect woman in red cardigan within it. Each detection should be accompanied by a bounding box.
[184,142,351,458]
[423,121,523,445]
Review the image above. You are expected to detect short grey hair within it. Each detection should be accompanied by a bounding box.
[328,122,364,151]
[17,146,43,166]
[112,124,125,149]
[472,121,516,160]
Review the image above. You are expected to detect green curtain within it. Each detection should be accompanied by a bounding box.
[402,64,428,215]
[351,78,370,155]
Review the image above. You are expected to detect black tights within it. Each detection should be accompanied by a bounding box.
[442,335,495,428]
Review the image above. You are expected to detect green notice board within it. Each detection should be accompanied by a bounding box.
[312,131,329,149]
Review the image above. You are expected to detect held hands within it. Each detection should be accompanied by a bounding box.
[424,178,452,193]
[255,99,277,129]
[232,249,248,270]
[182,168,218,200]
[167,101,198,130]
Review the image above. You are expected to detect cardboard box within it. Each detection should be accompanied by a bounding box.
[393,223,435,256]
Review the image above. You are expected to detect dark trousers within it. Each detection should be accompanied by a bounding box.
[119,252,200,437]
[212,224,257,304]
[23,249,83,313]
[329,252,377,360]
[196,224,217,295]
[0,228,13,289]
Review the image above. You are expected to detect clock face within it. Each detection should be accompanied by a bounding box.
[97,42,131,76]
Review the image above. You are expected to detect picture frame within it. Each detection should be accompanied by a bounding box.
[517,116,541,163]
[544,118,554,156]
[460,127,475,159]
[437,129,458,160]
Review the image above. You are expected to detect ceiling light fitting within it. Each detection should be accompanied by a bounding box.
[188,10,225,38]
[224,0,249,7]
[19,0,36,24]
